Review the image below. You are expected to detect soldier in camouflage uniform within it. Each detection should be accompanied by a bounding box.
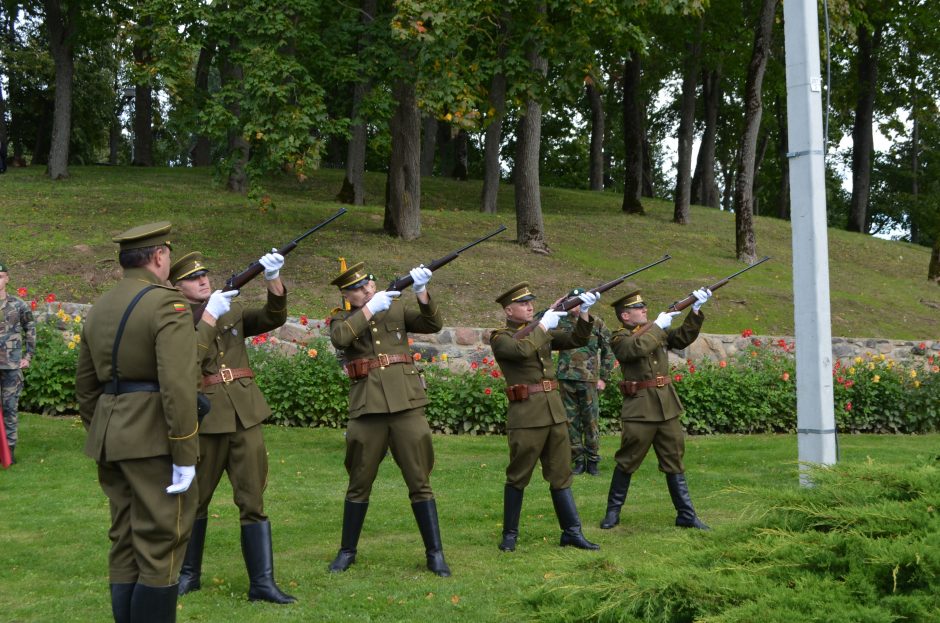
[555,288,615,476]
[0,261,36,465]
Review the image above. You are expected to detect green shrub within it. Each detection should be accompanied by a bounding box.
[424,357,508,434]
[21,316,81,414]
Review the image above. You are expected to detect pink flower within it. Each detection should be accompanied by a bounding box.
[782,372,790,382]
[845,380,854,388]
[17,287,27,297]
[837,376,845,384]
[845,401,853,411]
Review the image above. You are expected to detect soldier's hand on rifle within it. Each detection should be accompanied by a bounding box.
[260,248,285,280]
[691,288,712,313]
[539,309,565,331]
[366,290,400,315]
[410,264,432,293]
[579,291,599,313]
[206,289,239,320]
[654,311,681,330]
[166,464,196,495]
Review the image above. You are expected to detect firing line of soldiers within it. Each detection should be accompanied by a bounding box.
[77,219,744,622]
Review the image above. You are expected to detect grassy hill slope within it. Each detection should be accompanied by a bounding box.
[2,165,937,339]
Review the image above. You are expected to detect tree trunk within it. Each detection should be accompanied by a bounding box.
[420,115,437,176]
[752,127,770,216]
[673,18,703,224]
[190,44,214,167]
[692,68,722,208]
[848,23,882,234]
[733,0,778,263]
[452,129,468,180]
[774,95,790,220]
[481,69,507,213]
[587,80,604,191]
[0,77,7,151]
[384,79,421,240]
[621,51,644,214]
[910,107,919,244]
[109,116,121,165]
[221,38,248,193]
[929,238,940,284]
[132,17,154,167]
[339,0,376,206]
[44,0,76,180]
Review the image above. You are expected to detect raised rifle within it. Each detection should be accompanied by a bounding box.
[511,254,672,340]
[191,207,348,326]
[630,256,772,338]
[386,225,507,291]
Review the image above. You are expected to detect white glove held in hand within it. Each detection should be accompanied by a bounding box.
[259,248,285,280]
[206,290,238,320]
[166,464,195,495]
[654,311,681,330]
[365,290,400,315]
[578,291,599,313]
[539,309,565,331]
[410,265,432,294]
[691,288,712,312]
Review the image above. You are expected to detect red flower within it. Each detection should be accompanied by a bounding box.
[413,352,422,361]
[837,376,844,384]
[752,339,762,347]
[845,401,853,411]
[481,357,489,365]
[741,329,753,337]
[45,293,56,303]
[324,317,332,326]
[919,342,927,349]
[470,362,478,369]
[719,360,727,368]
[688,364,696,374]
[491,370,500,378]
[674,374,683,382]
[30,300,37,310]
[777,339,787,348]
[17,287,27,297]
[781,372,790,382]
[834,360,842,370]
[845,380,854,388]
[300,314,308,326]
[929,356,935,364]
[484,387,492,395]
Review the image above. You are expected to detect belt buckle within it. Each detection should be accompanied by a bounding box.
[655,375,665,388]
[377,354,390,368]
[220,368,234,384]
[542,379,553,392]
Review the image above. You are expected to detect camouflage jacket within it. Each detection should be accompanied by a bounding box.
[0,295,36,369]
[555,314,615,383]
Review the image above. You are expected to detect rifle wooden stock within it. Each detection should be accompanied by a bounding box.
[191,208,348,325]
[511,254,672,340]
[386,225,507,291]
[629,256,771,338]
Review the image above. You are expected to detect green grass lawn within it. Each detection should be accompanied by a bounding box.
[1,414,937,622]
[2,165,938,339]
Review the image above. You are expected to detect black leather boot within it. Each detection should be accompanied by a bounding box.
[599,468,632,529]
[571,456,586,475]
[666,473,710,530]
[240,521,297,603]
[129,583,178,623]
[177,516,207,595]
[110,582,134,623]
[498,485,524,552]
[412,499,451,577]
[329,500,369,572]
[550,488,600,550]
[586,457,600,476]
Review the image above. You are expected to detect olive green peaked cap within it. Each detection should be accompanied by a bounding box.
[495,282,536,308]
[169,251,209,284]
[112,221,173,251]
[331,261,373,290]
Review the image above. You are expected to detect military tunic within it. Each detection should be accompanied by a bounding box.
[75,267,200,586]
[192,289,287,523]
[609,310,703,474]
[0,295,35,451]
[555,314,614,463]
[490,316,592,489]
[330,296,443,503]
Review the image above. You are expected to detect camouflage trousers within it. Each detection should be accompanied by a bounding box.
[1,369,24,449]
[560,380,599,463]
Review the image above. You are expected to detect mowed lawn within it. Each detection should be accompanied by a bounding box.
[1,414,937,622]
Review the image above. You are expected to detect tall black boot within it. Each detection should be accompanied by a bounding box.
[550,488,600,550]
[240,521,297,603]
[329,500,369,572]
[109,583,134,623]
[129,583,178,623]
[586,457,600,476]
[411,499,451,577]
[571,455,586,475]
[599,468,632,529]
[498,485,524,552]
[666,473,710,530]
[177,516,207,595]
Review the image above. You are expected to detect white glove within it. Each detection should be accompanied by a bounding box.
[539,309,565,331]
[654,311,681,330]
[259,248,285,280]
[166,464,196,495]
[365,290,401,315]
[691,288,712,312]
[409,264,432,294]
[578,291,599,313]
[205,289,238,320]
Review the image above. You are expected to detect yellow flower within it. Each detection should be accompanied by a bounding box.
[848,367,856,375]
[73,314,82,323]
[67,342,76,350]
[867,362,875,370]
[909,370,917,379]
[72,334,81,343]
[873,375,880,383]
[854,356,863,364]
[441,353,448,362]
[914,380,921,388]
[878,354,886,361]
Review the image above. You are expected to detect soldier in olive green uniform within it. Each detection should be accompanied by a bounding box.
[0,261,36,465]
[555,288,615,476]
[75,223,200,623]
[600,288,712,532]
[327,262,451,577]
[489,283,601,552]
[169,251,295,604]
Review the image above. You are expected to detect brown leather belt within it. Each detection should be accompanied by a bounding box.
[344,353,414,380]
[505,379,559,402]
[203,367,254,387]
[619,375,671,397]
